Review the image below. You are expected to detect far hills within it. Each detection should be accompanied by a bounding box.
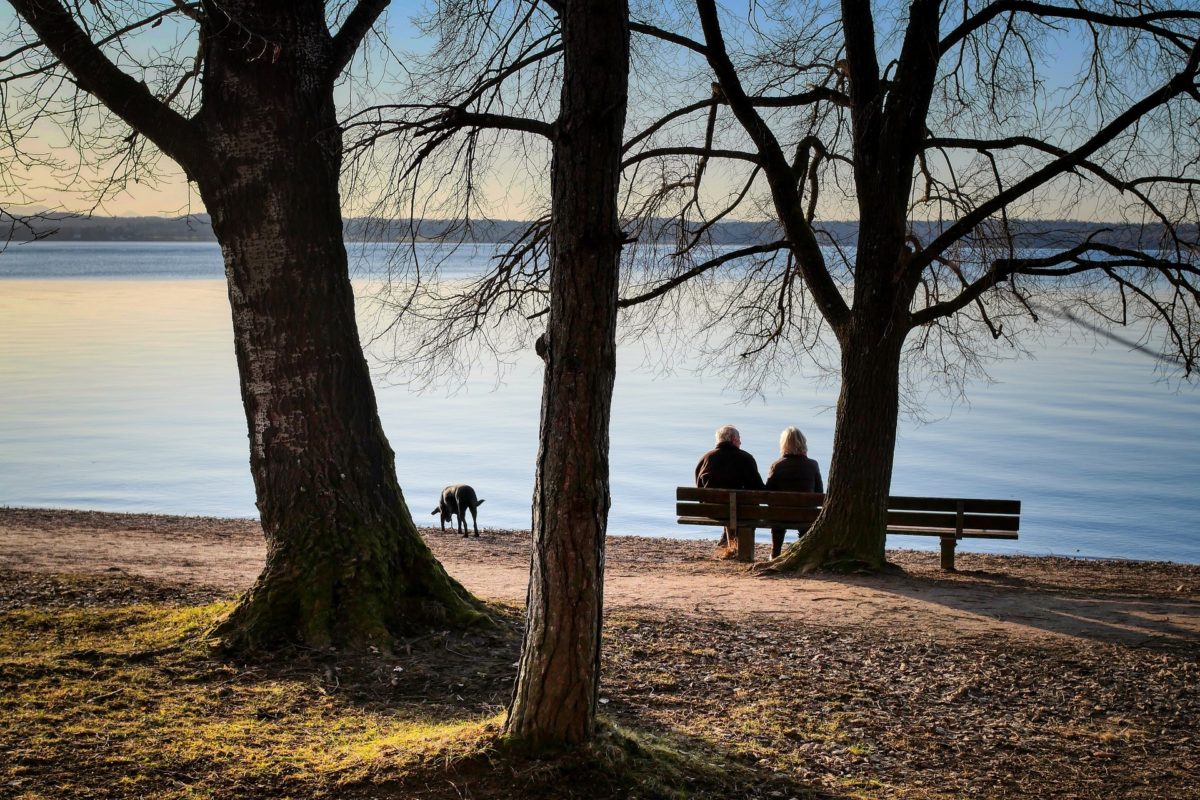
[5,213,1193,251]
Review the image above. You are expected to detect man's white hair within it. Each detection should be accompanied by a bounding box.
[715,424,740,445]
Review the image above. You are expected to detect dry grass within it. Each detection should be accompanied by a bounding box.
[1,567,1197,799]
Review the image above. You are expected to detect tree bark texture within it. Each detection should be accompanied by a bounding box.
[504,0,629,748]
[766,204,920,574]
[8,0,483,649]
[192,1,482,649]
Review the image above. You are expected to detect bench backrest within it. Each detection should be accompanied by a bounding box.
[676,487,1020,533]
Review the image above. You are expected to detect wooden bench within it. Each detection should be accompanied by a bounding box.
[676,487,1020,570]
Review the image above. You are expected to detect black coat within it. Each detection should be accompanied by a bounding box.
[694,442,765,490]
[765,454,823,494]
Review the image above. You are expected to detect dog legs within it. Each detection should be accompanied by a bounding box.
[434,485,484,538]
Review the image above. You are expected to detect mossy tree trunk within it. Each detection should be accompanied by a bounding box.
[196,0,483,650]
[10,0,483,651]
[504,0,629,748]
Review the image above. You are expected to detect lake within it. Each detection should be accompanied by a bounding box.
[2,241,1197,562]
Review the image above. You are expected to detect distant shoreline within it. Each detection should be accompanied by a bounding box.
[5,215,1193,249]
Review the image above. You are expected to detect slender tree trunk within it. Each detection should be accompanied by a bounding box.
[190,1,481,650]
[504,0,629,748]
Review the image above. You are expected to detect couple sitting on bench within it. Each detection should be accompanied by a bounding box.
[695,424,823,559]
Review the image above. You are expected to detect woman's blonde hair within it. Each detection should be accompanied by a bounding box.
[779,426,808,456]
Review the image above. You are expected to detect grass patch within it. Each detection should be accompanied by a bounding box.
[0,572,808,799]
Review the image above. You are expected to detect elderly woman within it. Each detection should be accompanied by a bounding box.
[765,426,824,559]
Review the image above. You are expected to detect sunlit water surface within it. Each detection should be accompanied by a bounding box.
[2,241,1197,562]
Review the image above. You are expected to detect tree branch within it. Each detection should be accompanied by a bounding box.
[621,146,761,168]
[940,1,1200,57]
[617,241,791,310]
[623,88,851,154]
[450,109,553,138]
[911,41,1200,277]
[695,0,850,329]
[629,20,706,55]
[925,134,1191,237]
[330,0,391,77]
[910,241,1200,327]
[7,0,201,169]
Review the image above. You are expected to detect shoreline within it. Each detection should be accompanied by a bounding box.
[2,506,1198,648]
[2,501,1200,568]
[3,503,1195,567]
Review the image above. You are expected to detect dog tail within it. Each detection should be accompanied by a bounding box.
[477,499,485,506]
[430,509,439,515]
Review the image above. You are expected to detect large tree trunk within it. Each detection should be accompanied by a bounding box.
[768,325,904,573]
[504,0,629,748]
[767,247,912,574]
[192,1,481,650]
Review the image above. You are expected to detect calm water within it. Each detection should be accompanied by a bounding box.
[2,241,1198,562]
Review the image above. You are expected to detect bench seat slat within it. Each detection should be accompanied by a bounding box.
[888,496,1021,514]
[681,517,1019,539]
[675,502,821,524]
[886,526,1020,540]
[887,510,1020,531]
[677,487,824,506]
[676,504,1019,532]
[677,516,732,526]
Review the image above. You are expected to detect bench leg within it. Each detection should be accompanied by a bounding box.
[939,536,957,571]
[737,527,755,562]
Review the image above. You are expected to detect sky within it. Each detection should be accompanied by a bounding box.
[0,2,1187,223]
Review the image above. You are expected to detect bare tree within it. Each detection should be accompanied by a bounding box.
[665,0,1200,572]
[1,0,484,649]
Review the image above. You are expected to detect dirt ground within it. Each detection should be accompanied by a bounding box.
[3,507,1200,799]
[1,506,1197,649]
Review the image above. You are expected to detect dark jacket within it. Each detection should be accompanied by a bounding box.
[695,442,765,490]
[765,454,823,493]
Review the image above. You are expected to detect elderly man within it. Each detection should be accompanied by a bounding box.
[695,425,764,557]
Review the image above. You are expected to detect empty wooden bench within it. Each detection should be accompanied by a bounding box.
[676,487,1020,569]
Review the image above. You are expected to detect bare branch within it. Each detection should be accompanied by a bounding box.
[617,241,791,310]
[331,0,391,77]
[912,41,1200,277]
[911,241,1200,327]
[6,0,201,167]
[695,0,850,329]
[941,1,1200,58]
[621,146,761,169]
[629,20,705,55]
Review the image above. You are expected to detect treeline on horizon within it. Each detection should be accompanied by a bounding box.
[10,213,1195,250]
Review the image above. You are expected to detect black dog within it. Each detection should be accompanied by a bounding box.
[431,484,485,537]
